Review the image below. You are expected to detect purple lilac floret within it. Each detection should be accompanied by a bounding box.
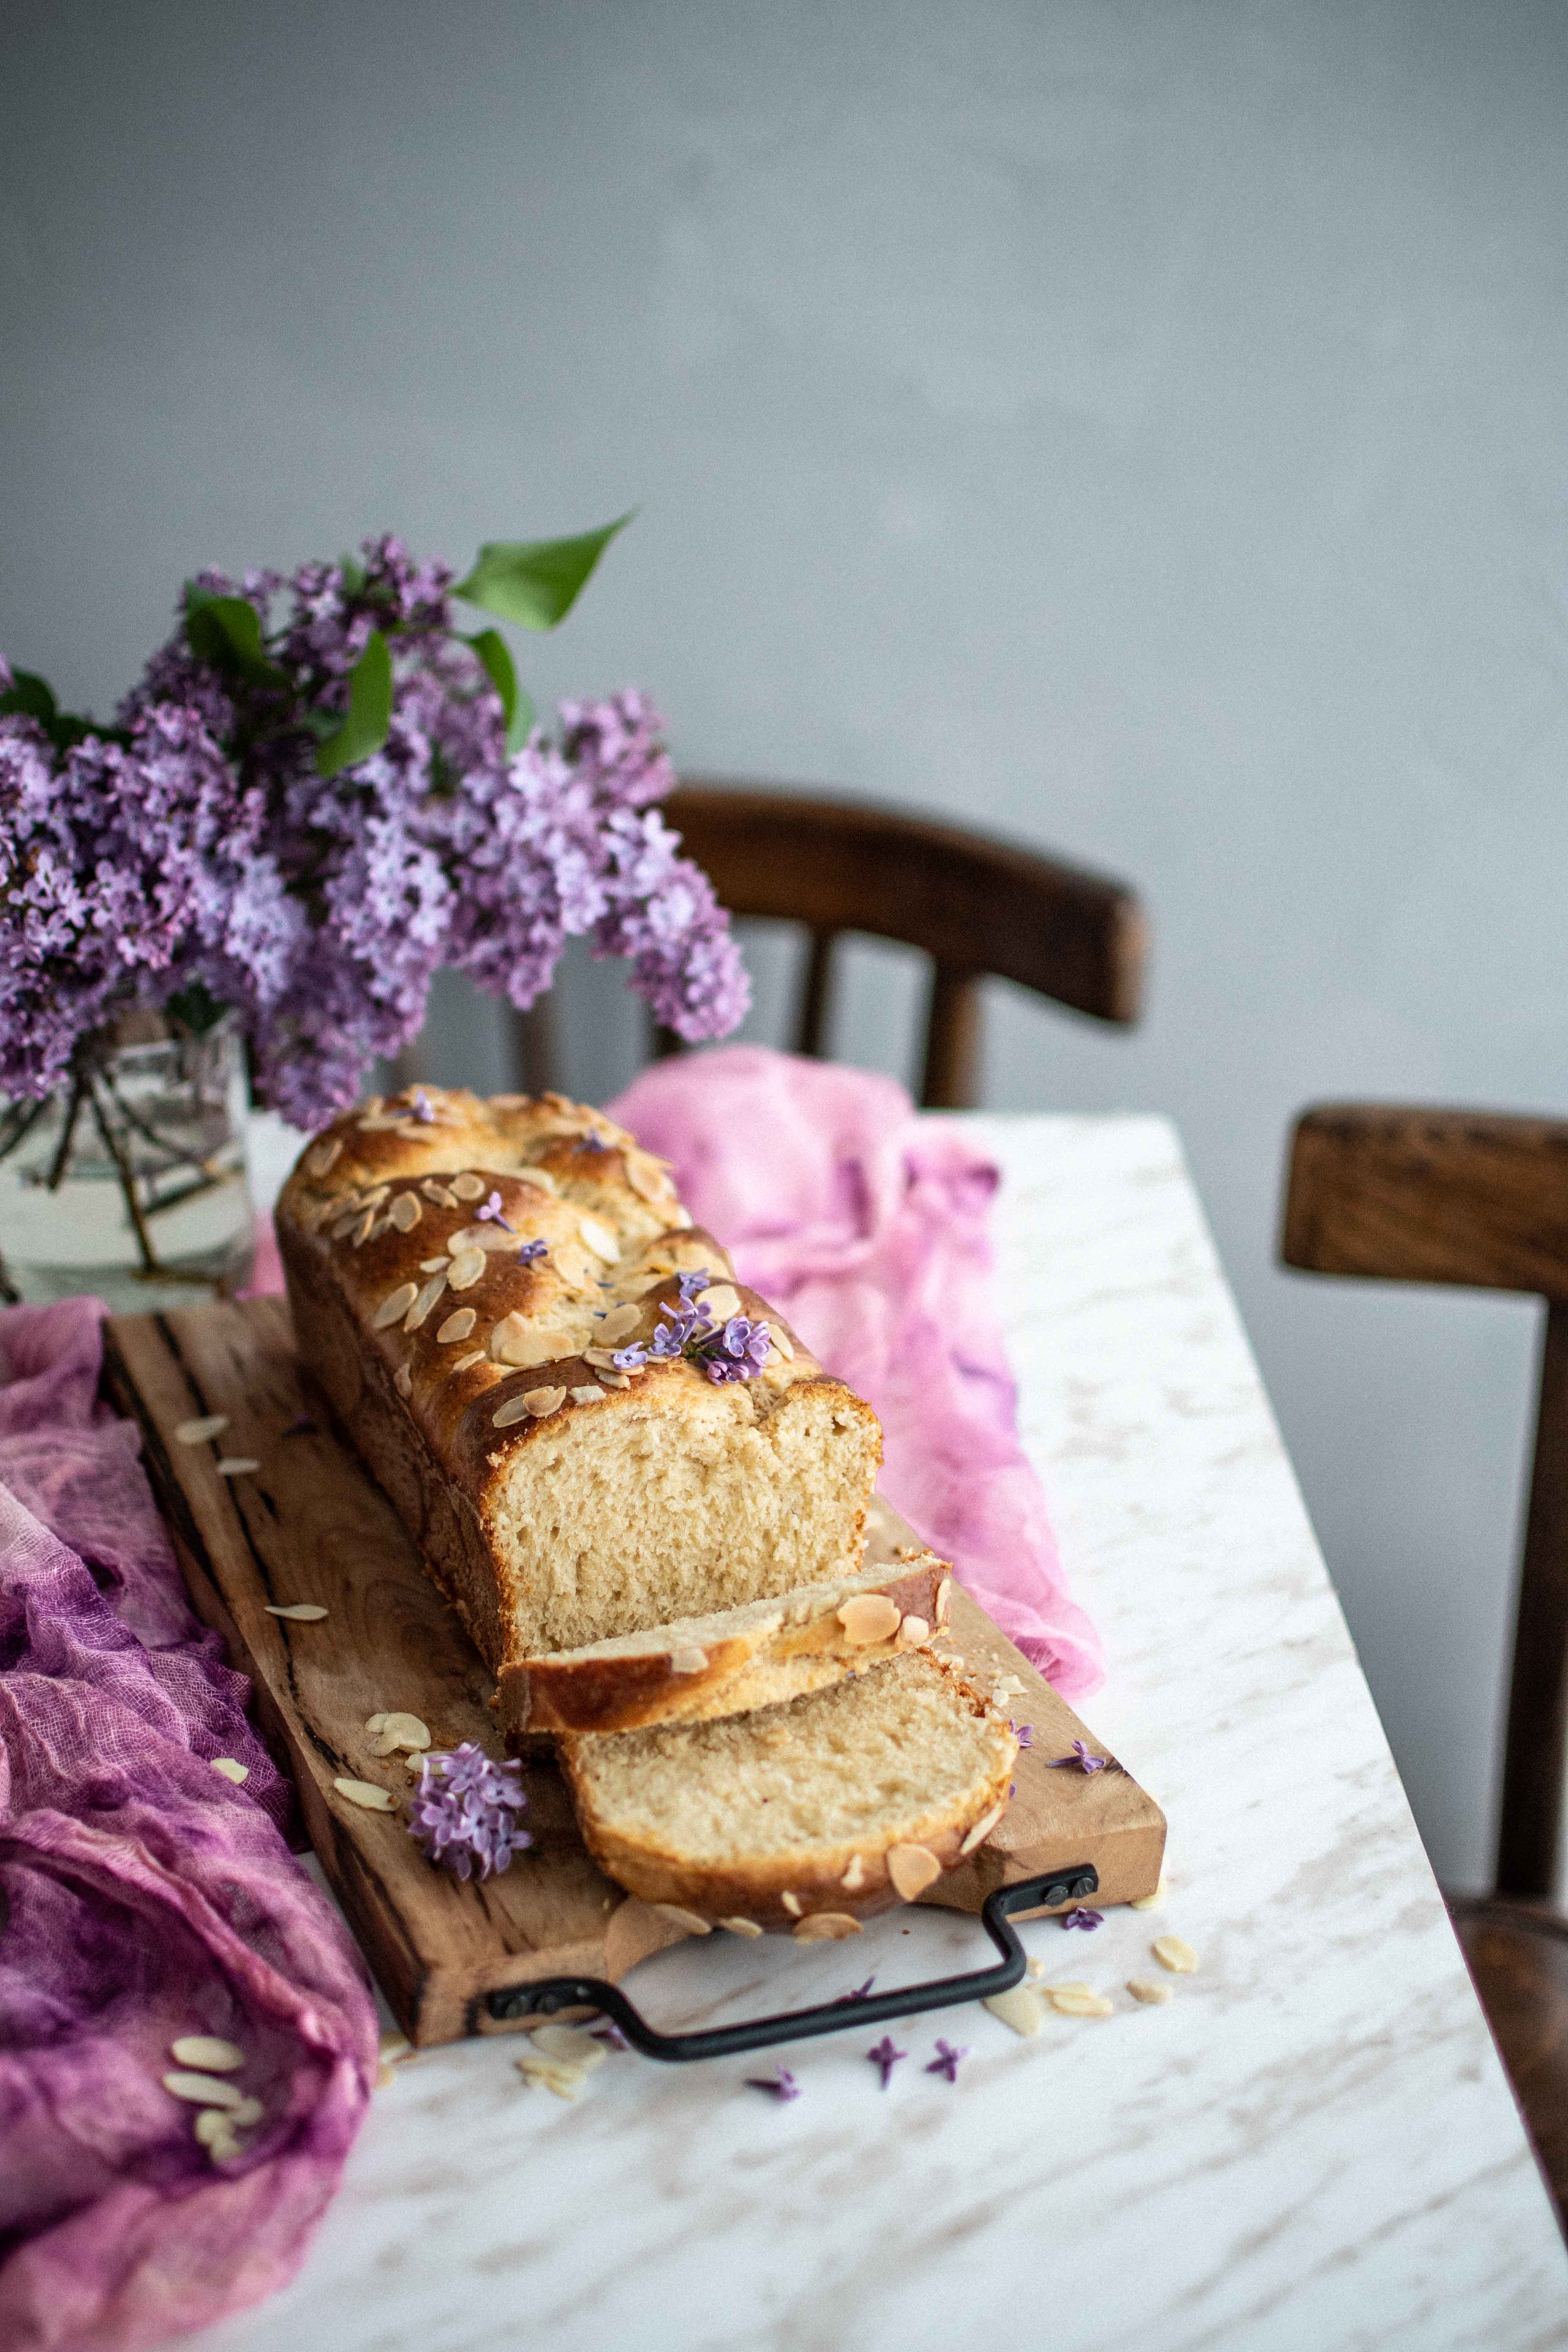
[590,2020,630,2052]
[925,2040,968,2083]
[842,1975,877,2001]
[744,2066,800,2102]
[282,1414,317,1437]
[410,1088,436,1123]
[1010,1721,1034,1749]
[475,1190,514,1231]
[1047,1740,1106,1775]
[517,1239,549,1266]
[406,1742,531,1881]
[1060,1907,1103,1932]
[867,2036,906,2088]
[612,1271,773,1383]
[0,542,750,1119]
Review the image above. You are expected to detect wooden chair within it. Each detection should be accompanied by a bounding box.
[1280,1104,1568,2224]
[642,781,1146,1107]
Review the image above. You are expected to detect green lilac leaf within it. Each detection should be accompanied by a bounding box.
[452,514,632,631]
[0,670,59,725]
[465,629,535,756]
[339,553,367,596]
[185,593,288,689]
[315,629,393,778]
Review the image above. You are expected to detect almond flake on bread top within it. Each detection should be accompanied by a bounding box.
[559,1648,1019,1931]
[276,1085,882,1671]
[500,1551,952,1739]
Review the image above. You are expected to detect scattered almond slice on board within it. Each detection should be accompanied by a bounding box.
[1130,1876,1168,1912]
[216,1458,261,1477]
[1153,1935,1198,1974]
[1127,1978,1172,2005]
[333,1778,396,1812]
[1045,1984,1115,2018]
[984,1984,1045,2037]
[174,1415,229,1445]
[265,1603,328,1621]
[210,1758,249,1783]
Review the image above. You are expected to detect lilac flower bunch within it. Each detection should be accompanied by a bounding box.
[406,1742,532,1881]
[0,526,750,1123]
[612,1266,775,1383]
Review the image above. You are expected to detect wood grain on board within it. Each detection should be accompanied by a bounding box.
[103,1297,1165,2046]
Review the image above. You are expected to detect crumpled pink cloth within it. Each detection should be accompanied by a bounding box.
[609,1048,1103,1699]
[0,1299,378,2352]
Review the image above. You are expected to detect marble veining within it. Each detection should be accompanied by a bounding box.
[193,1116,1567,2352]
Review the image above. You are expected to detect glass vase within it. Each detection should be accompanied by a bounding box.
[0,1014,256,1312]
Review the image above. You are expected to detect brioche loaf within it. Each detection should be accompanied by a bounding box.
[277,1086,882,1668]
[560,1649,1019,1930]
[501,1549,952,1738]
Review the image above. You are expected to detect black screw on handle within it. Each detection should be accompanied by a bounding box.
[483,1866,1098,2061]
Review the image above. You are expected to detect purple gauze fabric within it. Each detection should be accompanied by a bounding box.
[0,1298,378,2352]
[607,1046,1105,1700]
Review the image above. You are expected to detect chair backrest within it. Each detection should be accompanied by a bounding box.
[653,781,1147,1108]
[1281,1103,1568,1901]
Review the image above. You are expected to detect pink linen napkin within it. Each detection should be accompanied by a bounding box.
[608,1047,1104,1700]
[0,1299,378,2352]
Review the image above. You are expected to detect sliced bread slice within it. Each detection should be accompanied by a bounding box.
[498,1552,953,1739]
[559,1649,1018,1933]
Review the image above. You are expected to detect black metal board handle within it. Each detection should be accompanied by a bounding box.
[486,1865,1098,2061]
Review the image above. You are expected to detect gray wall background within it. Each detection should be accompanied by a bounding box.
[4,0,1566,1892]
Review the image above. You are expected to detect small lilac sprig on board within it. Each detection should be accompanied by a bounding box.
[407,1742,531,1881]
[867,2036,906,2088]
[1047,1740,1106,1775]
[925,2040,968,2083]
[1059,1907,1103,1932]
[744,2066,800,2102]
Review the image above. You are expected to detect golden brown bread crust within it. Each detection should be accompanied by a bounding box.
[500,1555,950,1739]
[558,1652,1019,1933]
[277,1086,882,1668]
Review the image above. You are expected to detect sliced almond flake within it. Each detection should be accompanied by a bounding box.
[697,1283,741,1323]
[524,1386,566,1417]
[449,1172,486,1201]
[360,1184,391,1208]
[769,1324,795,1361]
[421,1180,458,1208]
[719,1916,763,1937]
[897,1614,931,1650]
[333,1777,396,1812]
[329,1215,360,1241]
[501,1328,577,1369]
[493,1390,543,1428]
[596,1368,632,1389]
[163,2070,244,2108]
[1127,1978,1173,2006]
[264,1603,329,1621]
[174,1414,230,1446]
[577,1214,620,1263]
[368,1712,430,1756]
[886,1843,942,1901]
[210,1758,249,1785]
[436,1307,477,1345]
[306,1138,343,1177]
[489,1310,527,1361]
[373,1282,419,1328]
[1130,1876,1168,1912]
[368,1213,395,1241]
[596,1303,641,1344]
[984,1984,1045,2037]
[389,1192,422,1232]
[841,1855,866,1892]
[651,1903,711,1936]
[449,1348,486,1373]
[365,1713,389,1734]
[229,2093,263,2126]
[668,1647,708,1675]
[1153,1935,1198,1974]
[514,2053,589,2100]
[958,1799,1005,1857]
[793,1912,863,1941]
[446,1248,486,1291]
[171,2034,244,2072]
[1046,1984,1114,2017]
[193,2107,241,2146]
[623,1154,667,1204]
[837,1593,901,1647]
[530,2024,607,2068]
[935,1577,952,1625]
[419,1255,450,1274]
[582,1347,621,1370]
[569,1384,605,1405]
[216,1458,261,1477]
[668,1205,693,1229]
[394,1365,413,1399]
[405,1273,446,1331]
[1027,1957,1047,1979]
[352,1210,376,1247]
[780,1891,803,1918]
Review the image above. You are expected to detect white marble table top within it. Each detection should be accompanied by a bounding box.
[205,1113,1567,2352]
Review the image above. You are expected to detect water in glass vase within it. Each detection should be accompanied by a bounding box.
[0,1018,256,1312]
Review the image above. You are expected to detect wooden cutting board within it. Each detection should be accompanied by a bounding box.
[102,1298,1165,2047]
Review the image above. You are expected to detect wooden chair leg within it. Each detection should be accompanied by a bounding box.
[508,999,558,1096]
[920,966,982,1111]
[1497,1300,1568,1900]
[796,930,836,1059]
